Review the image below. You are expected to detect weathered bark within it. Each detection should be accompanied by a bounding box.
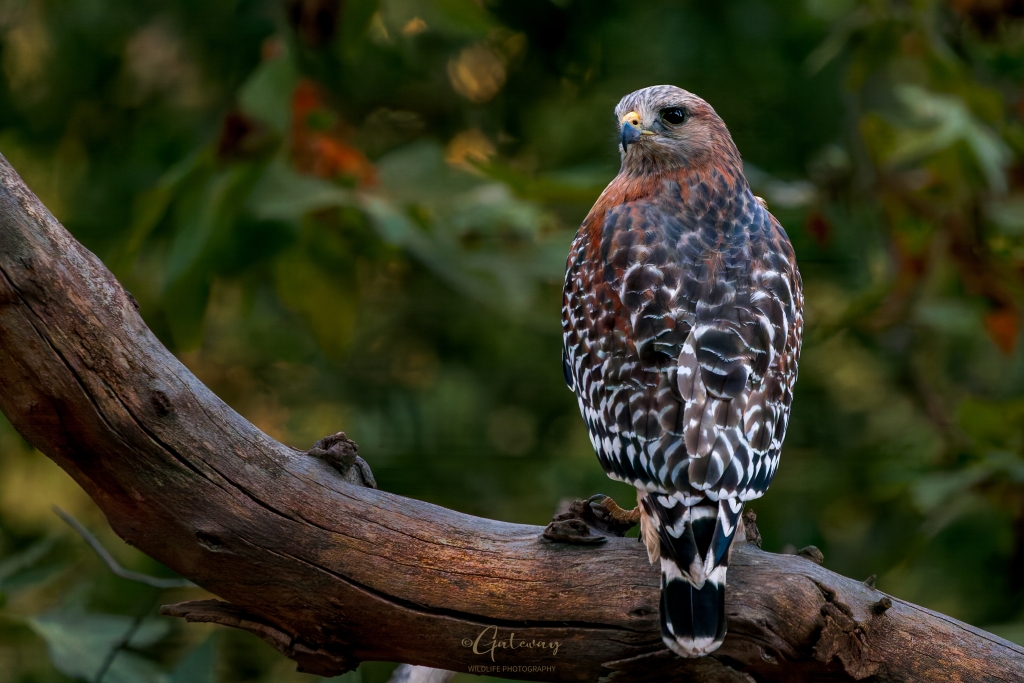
[0,152,1021,683]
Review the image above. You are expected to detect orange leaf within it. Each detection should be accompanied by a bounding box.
[288,80,376,186]
[983,306,1020,354]
[291,79,325,129]
[804,211,830,247]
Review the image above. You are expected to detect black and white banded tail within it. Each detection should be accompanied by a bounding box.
[640,493,743,657]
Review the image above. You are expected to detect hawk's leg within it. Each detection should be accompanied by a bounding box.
[541,493,638,544]
[587,493,641,530]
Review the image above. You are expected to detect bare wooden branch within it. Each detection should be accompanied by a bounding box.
[0,153,1021,682]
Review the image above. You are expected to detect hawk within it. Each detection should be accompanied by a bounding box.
[561,85,803,657]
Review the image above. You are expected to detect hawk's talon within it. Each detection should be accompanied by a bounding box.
[588,494,641,530]
[541,495,637,544]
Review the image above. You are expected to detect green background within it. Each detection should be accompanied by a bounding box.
[1,0,1024,681]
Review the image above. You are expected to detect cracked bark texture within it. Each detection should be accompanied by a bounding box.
[0,152,1021,682]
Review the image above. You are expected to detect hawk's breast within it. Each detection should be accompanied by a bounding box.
[562,174,803,502]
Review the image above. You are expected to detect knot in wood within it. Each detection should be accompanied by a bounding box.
[308,432,376,488]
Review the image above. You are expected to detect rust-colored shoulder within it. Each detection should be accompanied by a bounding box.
[581,170,693,260]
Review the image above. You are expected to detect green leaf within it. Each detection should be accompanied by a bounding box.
[804,6,872,74]
[239,54,299,134]
[162,272,211,352]
[913,299,983,335]
[957,398,1024,448]
[361,140,568,314]
[0,538,55,585]
[374,140,479,205]
[984,195,1024,235]
[166,165,263,287]
[28,611,170,683]
[0,538,66,595]
[890,86,1012,192]
[116,151,213,273]
[912,468,990,512]
[169,636,216,683]
[1,562,66,595]
[246,160,355,222]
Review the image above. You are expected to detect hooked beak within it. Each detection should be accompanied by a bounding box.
[620,121,642,153]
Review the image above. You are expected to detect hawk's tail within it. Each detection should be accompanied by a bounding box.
[659,560,727,657]
[639,493,743,657]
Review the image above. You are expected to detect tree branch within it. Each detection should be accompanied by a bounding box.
[53,505,195,589]
[0,153,1020,682]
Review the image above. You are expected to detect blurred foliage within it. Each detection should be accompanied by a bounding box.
[2,0,1024,680]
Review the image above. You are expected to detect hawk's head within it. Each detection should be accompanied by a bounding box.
[613,85,739,176]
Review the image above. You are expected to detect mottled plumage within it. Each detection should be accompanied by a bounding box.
[562,86,803,657]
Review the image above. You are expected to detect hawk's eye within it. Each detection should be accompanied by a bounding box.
[661,108,687,125]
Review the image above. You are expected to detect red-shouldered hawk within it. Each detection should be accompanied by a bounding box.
[562,85,803,657]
